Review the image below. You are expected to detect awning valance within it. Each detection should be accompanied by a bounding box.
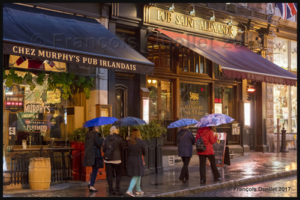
[157,29,297,86]
[3,4,154,74]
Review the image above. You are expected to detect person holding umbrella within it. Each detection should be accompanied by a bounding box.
[168,118,197,183]
[83,117,117,192]
[177,125,195,183]
[83,125,104,192]
[196,126,221,185]
[195,113,234,185]
[125,128,146,197]
[103,126,126,196]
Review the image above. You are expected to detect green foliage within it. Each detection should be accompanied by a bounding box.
[47,72,94,100]
[36,72,46,85]
[4,68,23,87]
[69,128,88,142]
[23,72,35,90]
[99,124,112,138]
[138,120,167,140]
[3,69,95,100]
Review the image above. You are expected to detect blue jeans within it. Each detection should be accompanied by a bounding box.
[89,165,99,186]
[127,176,142,192]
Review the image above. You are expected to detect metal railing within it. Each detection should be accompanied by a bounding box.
[5,147,73,186]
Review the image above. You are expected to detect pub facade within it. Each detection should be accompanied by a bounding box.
[2,2,297,189]
[2,3,153,188]
[107,2,297,152]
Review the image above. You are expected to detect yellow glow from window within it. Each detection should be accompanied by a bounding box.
[244,102,251,126]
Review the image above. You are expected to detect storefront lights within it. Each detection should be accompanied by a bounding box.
[147,79,157,84]
[244,102,251,126]
[247,87,256,93]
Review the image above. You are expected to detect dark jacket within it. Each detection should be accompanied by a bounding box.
[103,134,126,161]
[126,138,146,176]
[177,129,195,157]
[196,127,217,155]
[83,130,104,168]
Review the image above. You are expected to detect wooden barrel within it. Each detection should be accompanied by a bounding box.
[28,157,51,190]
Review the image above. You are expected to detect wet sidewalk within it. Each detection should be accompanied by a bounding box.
[3,151,297,197]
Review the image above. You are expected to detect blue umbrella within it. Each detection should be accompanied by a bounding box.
[84,117,118,128]
[167,118,198,128]
[195,113,234,128]
[113,116,146,127]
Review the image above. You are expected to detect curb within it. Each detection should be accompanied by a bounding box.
[3,181,88,195]
[150,170,297,197]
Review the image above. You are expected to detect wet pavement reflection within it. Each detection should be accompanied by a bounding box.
[3,151,297,197]
[188,175,297,197]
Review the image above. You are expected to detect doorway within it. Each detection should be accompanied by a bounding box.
[115,85,127,119]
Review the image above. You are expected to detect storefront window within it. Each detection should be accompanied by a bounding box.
[178,47,208,75]
[180,83,209,119]
[214,63,222,79]
[3,70,67,146]
[273,37,288,70]
[147,79,173,122]
[147,41,171,71]
[214,86,234,117]
[273,85,289,131]
[290,40,297,72]
[291,86,297,133]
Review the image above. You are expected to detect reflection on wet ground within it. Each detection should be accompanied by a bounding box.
[3,151,297,197]
[188,175,297,197]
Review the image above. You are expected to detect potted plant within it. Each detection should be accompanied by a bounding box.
[69,128,87,180]
[137,120,167,174]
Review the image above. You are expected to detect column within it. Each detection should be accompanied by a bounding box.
[86,17,109,119]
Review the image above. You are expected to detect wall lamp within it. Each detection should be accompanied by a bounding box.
[227,19,233,26]
[147,79,157,84]
[210,11,215,21]
[247,86,256,93]
[189,5,195,16]
[169,3,175,12]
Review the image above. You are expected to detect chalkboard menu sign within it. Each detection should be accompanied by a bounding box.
[213,132,227,167]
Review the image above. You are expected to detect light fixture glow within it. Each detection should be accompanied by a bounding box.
[169,3,175,12]
[189,5,195,16]
[244,102,251,126]
[210,11,215,21]
[247,87,256,93]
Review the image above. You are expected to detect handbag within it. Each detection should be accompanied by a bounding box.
[196,136,206,152]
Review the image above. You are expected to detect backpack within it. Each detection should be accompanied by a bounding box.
[196,136,206,152]
[104,136,116,161]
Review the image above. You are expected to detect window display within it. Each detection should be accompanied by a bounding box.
[180,83,209,119]
[3,56,68,146]
[147,79,173,121]
[273,85,289,131]
[214,86,234,117]
[290,40,297,72]
[273,37,288,70]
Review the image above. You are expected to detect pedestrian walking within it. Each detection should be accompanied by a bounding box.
[177,126,195,183]
[103,126,126,196]
[196,127,221,185]
[125,128,146,197]
[83,126,104,192]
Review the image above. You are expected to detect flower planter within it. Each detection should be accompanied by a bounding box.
[71,142,106,181]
